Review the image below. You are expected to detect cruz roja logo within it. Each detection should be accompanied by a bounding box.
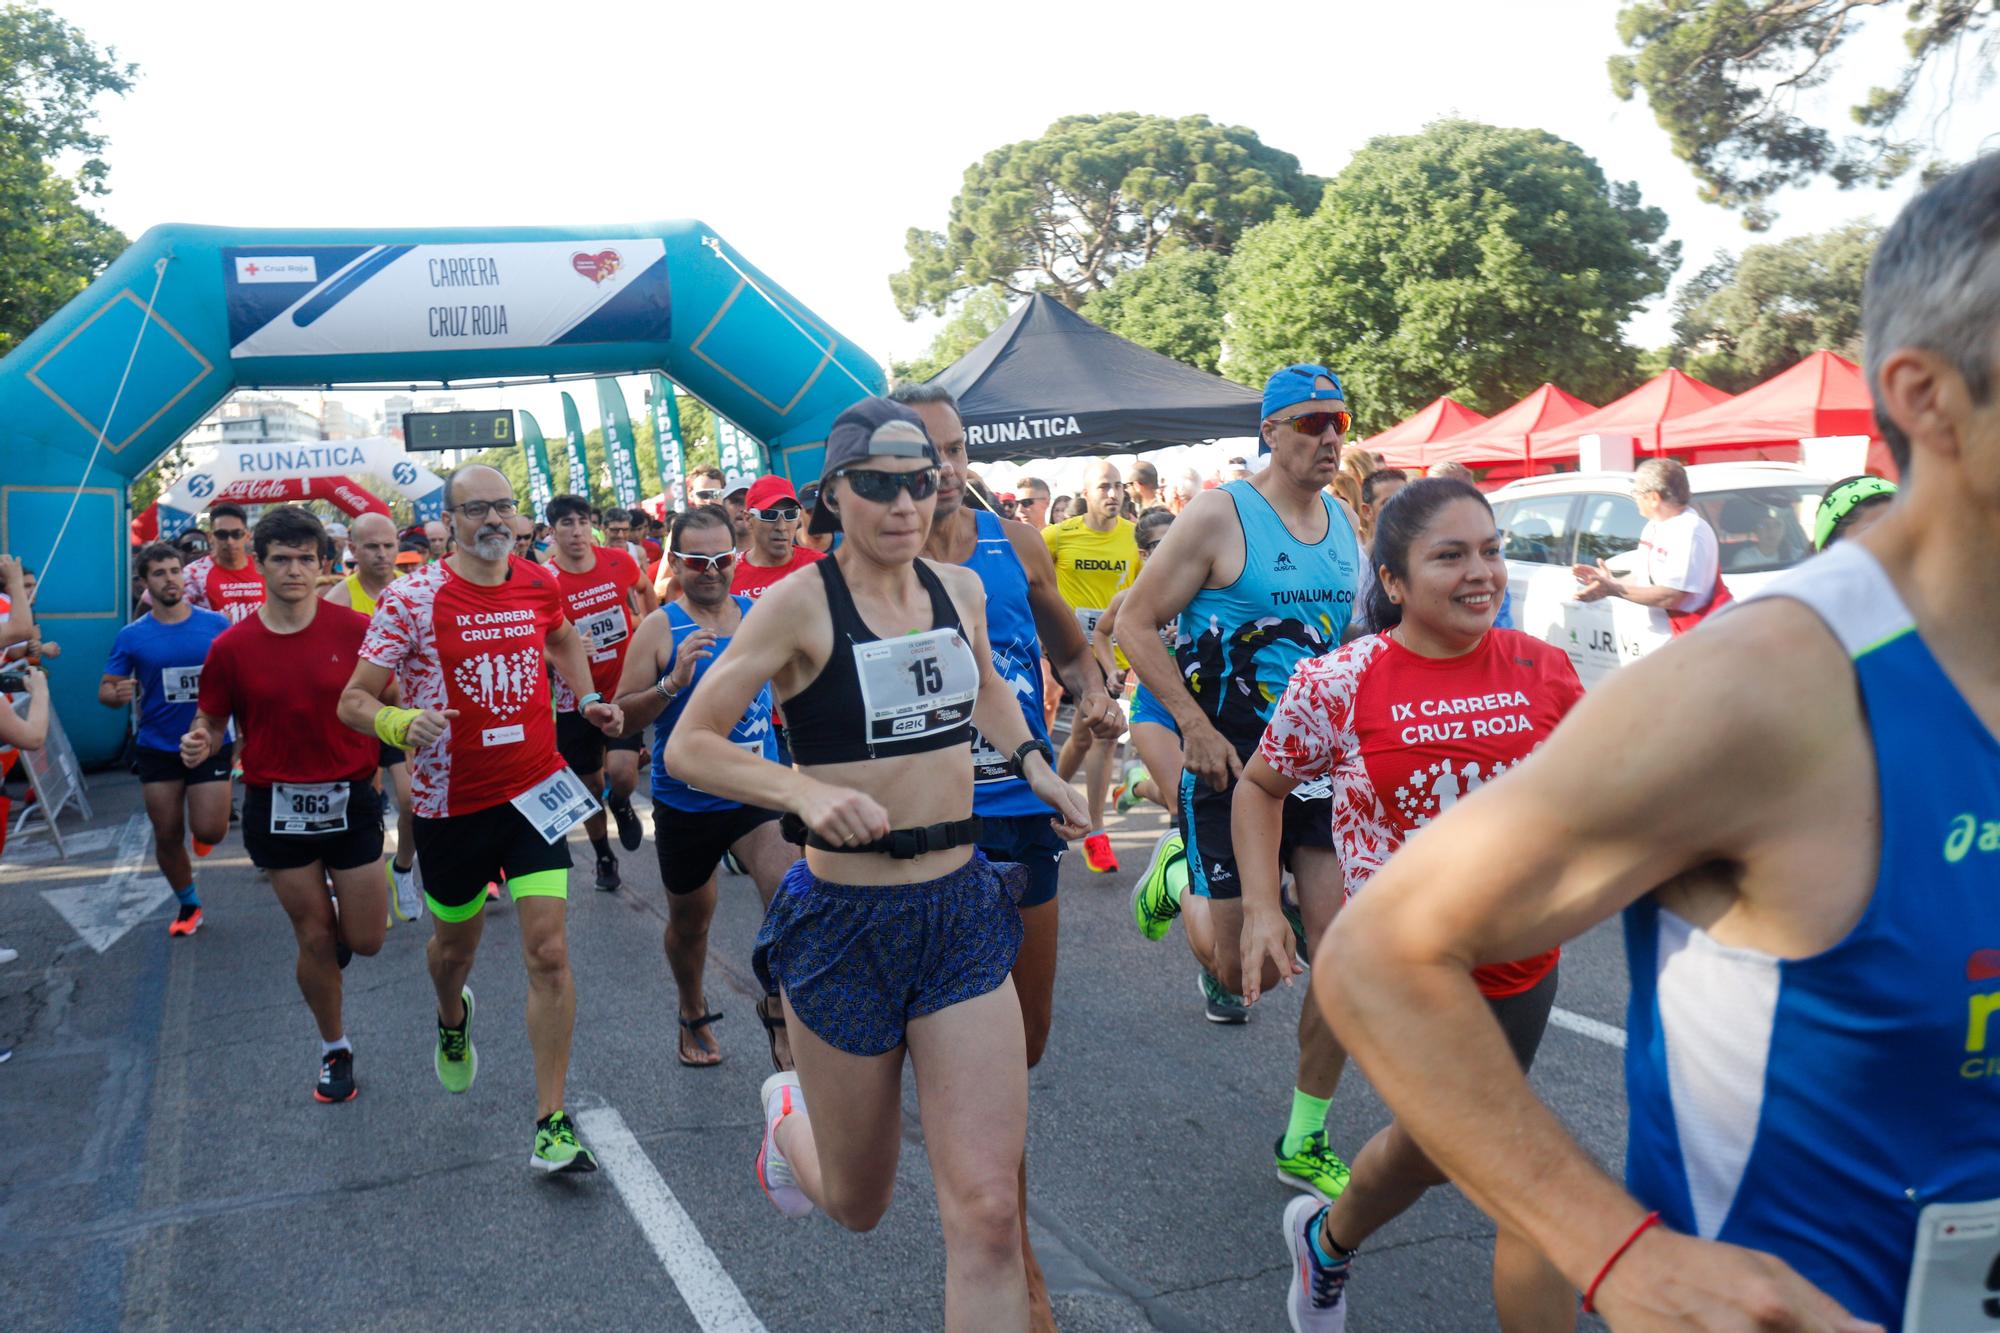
[1961,949,2000,1080]
[453,649,541,717]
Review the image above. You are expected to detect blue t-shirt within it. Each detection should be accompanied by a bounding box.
[104,608,234,751]
[649,596,779,813]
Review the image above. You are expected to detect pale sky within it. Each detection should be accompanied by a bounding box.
[45,0,2000,454]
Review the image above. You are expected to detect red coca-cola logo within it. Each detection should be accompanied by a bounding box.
[224,478,305,501]
[571,249,622,284]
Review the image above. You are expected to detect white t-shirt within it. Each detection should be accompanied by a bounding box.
[1639,508,1720,613]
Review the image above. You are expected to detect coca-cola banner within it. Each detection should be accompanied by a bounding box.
[155,435,443,538]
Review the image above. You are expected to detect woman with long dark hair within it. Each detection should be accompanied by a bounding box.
[1232,478,1586,1331]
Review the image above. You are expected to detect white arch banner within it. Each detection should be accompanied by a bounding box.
[157,435,444,536]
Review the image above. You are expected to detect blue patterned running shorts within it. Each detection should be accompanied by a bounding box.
[753,850,1027,1056]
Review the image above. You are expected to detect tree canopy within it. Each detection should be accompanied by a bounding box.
[1663,221,1875,392]
[1609,0,1994,228]
[1223,120,1677,429]
[1081,249,1230,376]
[0,2,133,354]
[889,113,1320,319]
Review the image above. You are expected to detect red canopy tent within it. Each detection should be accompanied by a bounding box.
[1659,351,1875,453]
[1425,383,1598,471]
[1528,368,1734,461]
[1361,396,1489,468]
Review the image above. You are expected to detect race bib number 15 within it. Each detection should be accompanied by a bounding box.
[853,629,978,747]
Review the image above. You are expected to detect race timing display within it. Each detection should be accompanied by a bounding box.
[404,410,516,452]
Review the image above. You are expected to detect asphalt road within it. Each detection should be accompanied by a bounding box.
[0,769,1628,1331]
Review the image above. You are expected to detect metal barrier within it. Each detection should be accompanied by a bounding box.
[7,695,95,859]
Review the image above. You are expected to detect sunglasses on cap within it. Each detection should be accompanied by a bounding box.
[834,467,940,504]
[1272,409,1352,438]
[672,549,737,574]
[749,503,801,523]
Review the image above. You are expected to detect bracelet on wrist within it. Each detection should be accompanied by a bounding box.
[653,678,678,703]
[579,691,604,710]
[1581,1210,1660,1314]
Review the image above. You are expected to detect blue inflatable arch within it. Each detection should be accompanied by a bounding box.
[0,221,883,764]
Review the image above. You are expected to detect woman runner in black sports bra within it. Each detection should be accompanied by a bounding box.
[664,398,1087,1332]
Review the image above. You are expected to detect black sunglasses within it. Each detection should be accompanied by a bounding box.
[749,504,801,523]
[672,549,736,574]
[211,528,247,541]
[836,467,939,504]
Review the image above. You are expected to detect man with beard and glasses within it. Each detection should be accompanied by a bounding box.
[326,512,425,925]
[611,505,800,1070]
[889,380,1121,1331]
[338,464,623,1175]
[99,543,235,937]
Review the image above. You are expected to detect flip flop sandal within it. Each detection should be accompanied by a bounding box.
[755,994,787,1073]
[678,1009,724,1067]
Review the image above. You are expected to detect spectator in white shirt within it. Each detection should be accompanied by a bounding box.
[1571,458,1727,629]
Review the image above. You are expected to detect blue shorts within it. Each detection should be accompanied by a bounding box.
[977,813,1066,910]
[1129,684,1180,735]
[753,850,1025,1056]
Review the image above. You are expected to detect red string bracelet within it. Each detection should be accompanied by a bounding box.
[1581,1210,1661,1314]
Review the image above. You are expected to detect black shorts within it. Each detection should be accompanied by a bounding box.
[413,798,572,917]
[133,742,233,787]
[378,740,406,767]
[240,780,384,872]
[1490,964,1558,1073]
[976,812,1067,910]
[555,709,643,777]
[653,798,782,895]
[1177,768,1333,901]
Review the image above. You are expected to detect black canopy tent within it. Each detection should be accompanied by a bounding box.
[928,293,1263,463]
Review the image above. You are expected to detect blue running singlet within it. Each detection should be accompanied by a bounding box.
[1176,479,1359,758]
[1622,542,2000,1330]
[103,608,234,752]
[961,509,1056,818]
[649,596,777,814]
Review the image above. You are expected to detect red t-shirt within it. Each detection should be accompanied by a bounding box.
[198,604,379,785]
[551,546,643,701]
[360,557,567,818]
[183,555,267,623]
[1259,628,1585,997]
[730,546,823,601]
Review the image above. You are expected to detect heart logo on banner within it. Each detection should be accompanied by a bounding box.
[571,250,623,284]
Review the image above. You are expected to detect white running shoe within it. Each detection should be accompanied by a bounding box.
[388,860,424,924]
[1284,1194,1351,1333]
[757,1071,814,1218]
[0,945,18,966]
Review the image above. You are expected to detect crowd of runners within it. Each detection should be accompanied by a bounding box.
[1,155,1993,1330]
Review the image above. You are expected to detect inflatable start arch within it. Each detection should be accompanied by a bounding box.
[0,221,884,764]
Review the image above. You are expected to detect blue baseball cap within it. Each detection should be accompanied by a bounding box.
[1262,364,1347,420]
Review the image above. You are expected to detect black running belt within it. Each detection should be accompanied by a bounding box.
[780,813,984,861]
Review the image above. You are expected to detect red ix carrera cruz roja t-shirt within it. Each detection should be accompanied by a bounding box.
[1259,627,1585,997]
[360,557,567,818]
[550,545,642,707]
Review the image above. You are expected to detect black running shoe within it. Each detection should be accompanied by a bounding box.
[610,797,642,852]
[336,940,352,970]
[594,852,620,892]
[314,1048,357,1103]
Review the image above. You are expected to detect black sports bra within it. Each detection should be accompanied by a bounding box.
[785,558,980,766]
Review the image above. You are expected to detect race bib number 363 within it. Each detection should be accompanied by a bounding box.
[271,781,349,835]
[853,629,978,748]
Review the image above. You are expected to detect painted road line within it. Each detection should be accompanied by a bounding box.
[1550,1006,1627,1050]
[41,813,171,953]
[574,1106,767,1333]
[1,825,117,866]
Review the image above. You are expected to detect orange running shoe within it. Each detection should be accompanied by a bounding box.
[168,903,202,937]
[192,839,215,858]
[1083,831,1119,874]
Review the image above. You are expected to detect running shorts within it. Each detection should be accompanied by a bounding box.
[1178,768,1333,901]
[753,850,1026,1056]
[240,779,384,872]
[976,813,1067,910]
[1490,963,1558,1072]
[133,741,232,787]
[556,709,643,777]
[378,740,406,767]
[1128,683,1180,736]
[652,798,780,895]
[413,798,572,919]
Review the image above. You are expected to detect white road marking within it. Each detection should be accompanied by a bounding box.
[41,814,171,953]
[1,826,117,865]
[575,1106,768,1333]
[1551,1006,1627,1050]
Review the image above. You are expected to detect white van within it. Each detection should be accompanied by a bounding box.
[1489,462,1833,688]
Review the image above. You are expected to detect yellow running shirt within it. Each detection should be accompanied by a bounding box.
[1042,515,1138,641]
[343,573,379,616]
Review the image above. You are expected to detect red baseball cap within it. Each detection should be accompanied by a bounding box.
[744,476,798,510]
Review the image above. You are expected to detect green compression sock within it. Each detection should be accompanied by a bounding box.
[1281,1088,1334,1156]
[1164,841,1189,901]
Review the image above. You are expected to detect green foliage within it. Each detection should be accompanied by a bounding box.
[890,112,1322,318]
[1222,120,1676,429]
[1664,221,1876,392]
[1081,248,1229,374]
[1609,0,1993,227]
[891,288,1013,383]
[537,394,718,507]
[0,2,134,353]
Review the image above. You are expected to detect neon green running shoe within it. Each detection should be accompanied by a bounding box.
[435,985,477,1094]
[1115,763,1152,814]
[531,1110,598,1175]
[1274,1131,1351,1204]
[1130,828,1185,941]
